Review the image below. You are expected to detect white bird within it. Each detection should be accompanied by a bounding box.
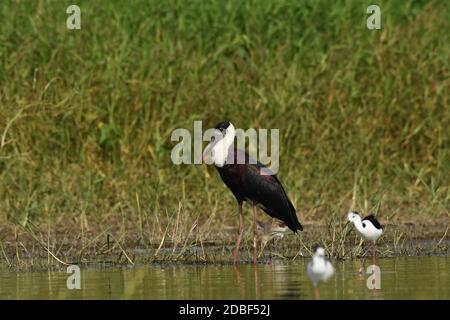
[307,246,335,299]
[347,211,383,273]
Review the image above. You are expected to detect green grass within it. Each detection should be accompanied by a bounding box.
[0,0,449,266]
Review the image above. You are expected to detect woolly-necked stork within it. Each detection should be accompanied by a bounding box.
[202,121,303,266]
[347,211,383,272]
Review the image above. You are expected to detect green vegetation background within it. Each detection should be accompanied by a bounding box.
[0,0,448,236]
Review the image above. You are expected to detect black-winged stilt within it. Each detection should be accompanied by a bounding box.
[347,211,383,272]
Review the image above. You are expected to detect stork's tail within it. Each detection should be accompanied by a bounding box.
[286,201,303,232]
[289,217,303,233]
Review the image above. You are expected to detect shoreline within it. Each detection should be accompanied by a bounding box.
[1,220,448,271]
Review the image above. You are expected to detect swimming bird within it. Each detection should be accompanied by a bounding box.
[202,121,303,266]
[347,211,383,271]
[307,246,335,299]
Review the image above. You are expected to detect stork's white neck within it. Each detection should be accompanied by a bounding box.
[212,124,235,167]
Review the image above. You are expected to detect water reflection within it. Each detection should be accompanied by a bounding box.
[0,256,448,299]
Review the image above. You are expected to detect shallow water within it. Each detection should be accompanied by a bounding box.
[0,256,449,299]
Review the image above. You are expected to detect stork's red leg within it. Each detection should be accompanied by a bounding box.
[233,203,244,267]
[252,205,258,265]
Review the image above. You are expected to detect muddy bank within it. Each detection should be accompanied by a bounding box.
[0,218,448,271]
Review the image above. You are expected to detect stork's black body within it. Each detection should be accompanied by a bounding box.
[216,148,302,232]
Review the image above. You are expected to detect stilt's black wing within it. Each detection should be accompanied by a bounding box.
[362,214,383,230]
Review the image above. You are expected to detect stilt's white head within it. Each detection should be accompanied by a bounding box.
[203,121,235,167]
[313,246,326,258]
[347,211,361,223]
